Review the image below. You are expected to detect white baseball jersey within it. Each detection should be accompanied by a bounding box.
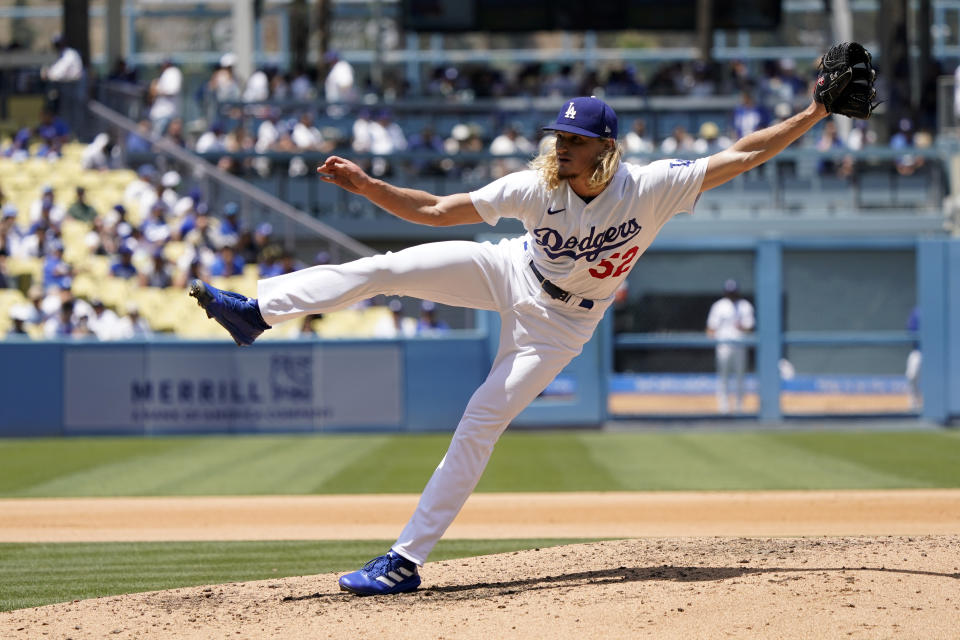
[707,297,756,343]
[256,157,708,565]
[471,158,708,301]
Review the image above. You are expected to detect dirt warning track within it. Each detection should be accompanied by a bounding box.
[2,489,959,542]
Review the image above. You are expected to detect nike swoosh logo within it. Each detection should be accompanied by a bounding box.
[547,207,566,215]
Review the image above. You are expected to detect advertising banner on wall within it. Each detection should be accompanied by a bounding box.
[63,344,403,434]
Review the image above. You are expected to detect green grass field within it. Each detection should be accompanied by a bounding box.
[2,429,959,497]
[2,429,959,611]
[0,538,589,612]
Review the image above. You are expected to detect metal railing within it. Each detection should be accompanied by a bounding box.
[86,100,376,264]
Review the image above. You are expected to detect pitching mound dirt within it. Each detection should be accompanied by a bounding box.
[3,536,958,639]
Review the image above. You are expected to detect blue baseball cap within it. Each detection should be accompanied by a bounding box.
[544,96,618,139]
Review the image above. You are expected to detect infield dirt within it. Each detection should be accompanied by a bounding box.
[2,491,959,639]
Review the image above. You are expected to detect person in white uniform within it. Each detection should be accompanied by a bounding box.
[190,92,835,595]
[706,279,755,414]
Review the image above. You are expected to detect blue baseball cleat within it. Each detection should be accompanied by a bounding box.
[189,279,271,346]
[339,551,421,596]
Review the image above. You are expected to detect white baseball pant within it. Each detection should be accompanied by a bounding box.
[257,236,610,565]
[715,343,747,413]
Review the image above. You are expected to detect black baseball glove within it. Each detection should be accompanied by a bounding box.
[814,42,878,119]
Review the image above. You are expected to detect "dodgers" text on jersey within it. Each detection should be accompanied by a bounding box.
[532,218,642,262]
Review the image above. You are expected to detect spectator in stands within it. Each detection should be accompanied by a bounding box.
[140,200,171,247]
[225,122,256,153]
[40,284,92,329]
[210,244,245,277]
[35,108,70,158]
[43,298,76,338]
[125,119,153,154]
[173,186,203,221]
[369,110,407,156]
[732,91,770,139]
[87,299,121,340]
[159,171,182,210]
[815,119,853,178]
[324,51,355,114]
[541,64,578,98]
[416,300,450,336]
[195,121,228,155]
[374,298,415,338]
[0,252,9,289]
[108,203,133,239]
[42,34,83,83]
[243,67,271,102]
[81,132,117,170]
[291,112,333,152]
[255,108,282,153]
[623,119,654,156]
[164,117,187,147]
[890,118,929,177]
[174,200,205,241]
[24,285,47,325]
[3,127,32,161]
[300,313,323,337]
[182,206,221,259]
[141,248,174,288]
[239,222,274,265]
[106,58,137,85]
[257,245,283,278]
[42,239,73,290]
[846,119,877,152]
[29,186,66,230]
[124,165,154,204]
[16,223,54,259]
[270,69,291,99]
[489,125,534,178]
[209,53,241,102]
[693,121,731,155]
[67,186,98,223]
[110,245,138,279]
[7,306,30,338]
[605,64,644,97]
[1,205,22,257]
[291,66,317,101]
[174,256,209,290]
[135,177,170,226]
[906,306,921,410]
[85,216,116,256]
[219,202,243,244]
[73,314,96,339]
[117,302,152,339]
[148,58,183,136]
[275,250,303,275]
[660,125,696,154]
[706,279,755,415]
[954,62,960,125]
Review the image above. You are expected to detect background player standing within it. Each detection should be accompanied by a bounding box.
[706,279,756,414]
[190,43,876,596]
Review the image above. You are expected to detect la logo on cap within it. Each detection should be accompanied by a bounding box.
[564,102,577,119]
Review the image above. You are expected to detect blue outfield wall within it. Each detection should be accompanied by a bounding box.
[0,337,485,437]
[2,237,960,435]
[0,329,607,437]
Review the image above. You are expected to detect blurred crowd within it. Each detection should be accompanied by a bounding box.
[97,51,933,184]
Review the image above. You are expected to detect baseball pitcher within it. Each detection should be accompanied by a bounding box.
[190,43,877,595]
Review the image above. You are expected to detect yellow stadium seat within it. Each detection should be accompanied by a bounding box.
[5,256,41,283]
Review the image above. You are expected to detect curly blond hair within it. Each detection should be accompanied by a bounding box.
[528,135,623,192]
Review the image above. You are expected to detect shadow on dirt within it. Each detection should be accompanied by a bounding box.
[282,564,959,603]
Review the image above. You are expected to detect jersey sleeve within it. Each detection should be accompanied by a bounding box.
[469,170,541,226]
[642,157,708,228]
[739,300,756,331]
[706,300,722,331]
